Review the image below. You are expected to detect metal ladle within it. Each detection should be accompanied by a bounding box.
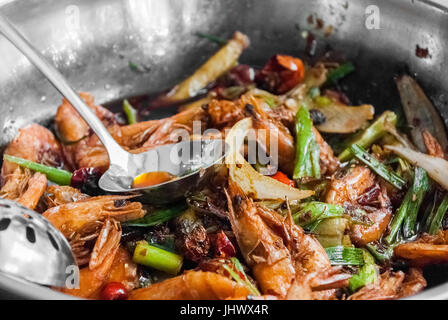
[0,199,76,287]
[0,14,226,204]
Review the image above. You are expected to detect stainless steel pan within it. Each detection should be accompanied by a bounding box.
[0,0,447,299]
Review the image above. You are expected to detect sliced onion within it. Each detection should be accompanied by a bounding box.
[313,102,374,134]
[225,117,313,200]
[385,144,448,191]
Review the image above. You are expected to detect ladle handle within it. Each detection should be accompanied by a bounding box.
[0,13,127,160]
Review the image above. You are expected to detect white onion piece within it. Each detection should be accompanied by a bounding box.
[385,144,448,191]
[225,117,314,201]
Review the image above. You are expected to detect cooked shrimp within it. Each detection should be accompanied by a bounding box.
[55,92,116,144]
[226,180,349,299]
[78,246,139,299]
[326,165,375,205]
[65,101,206,170]
[43,185,90,209]
[348,268,425,300]
[207,99,244,129]
[225,180,295,297]
[256,202,350,298]
[15,172,47,209]
[350,184,393,246]
[1,128,55,208]
[55,92,117,170]
[0,168,47,210]
[71,132,113,171]
[43,195,145,237]
[128,270,251,300]
[69,221,103,267]
[394,231,448,266]
[326,165,393,245]
[397,268,426,298]
[243,96,296,175]
[348,270,405,300]
[1,124,63,179]
[104,246,139,291]
[141,105,207,148]
[312,127,339,175]
[114,120,159,149]
[62,219,121,298]
[0,123,64,209]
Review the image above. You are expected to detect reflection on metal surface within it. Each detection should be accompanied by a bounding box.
[0,199,75,287]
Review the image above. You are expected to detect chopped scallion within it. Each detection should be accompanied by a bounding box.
[123,99,137,124]
[349,144,406,189]
[222,257,260,296]
[3,154,72,186]
[325,246,364,266]
[338,111,397,162]
[348,249,377,292]
[325,62,355,85]
[293,107,321,181]
[133,240,183,275]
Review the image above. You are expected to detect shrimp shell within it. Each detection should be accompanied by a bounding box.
[128,271,251,300]
[43,195,145,236]
[225,181,295,297]
[61,218,121,299]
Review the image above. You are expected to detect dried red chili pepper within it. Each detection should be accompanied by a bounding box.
[215,230,236,258]
[256,54,305,94]
[271,171,295,188]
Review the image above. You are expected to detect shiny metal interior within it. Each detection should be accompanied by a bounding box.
[0,199,75,287]
[0,0,447,299]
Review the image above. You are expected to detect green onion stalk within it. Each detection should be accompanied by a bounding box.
[348,249,378,292]
[133,240,183,275]
[365,242,396,264]
[3,154,72,185]
[325,246,364,266]
[222,258,260,296]
[385,167,429,244]
[325,62,355,85]
[349,144,406,189]
[426,193,448,235]
[293,106,321,181]
[123,99,138,124]
[293,201,344,231]
[338,111,397,162]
